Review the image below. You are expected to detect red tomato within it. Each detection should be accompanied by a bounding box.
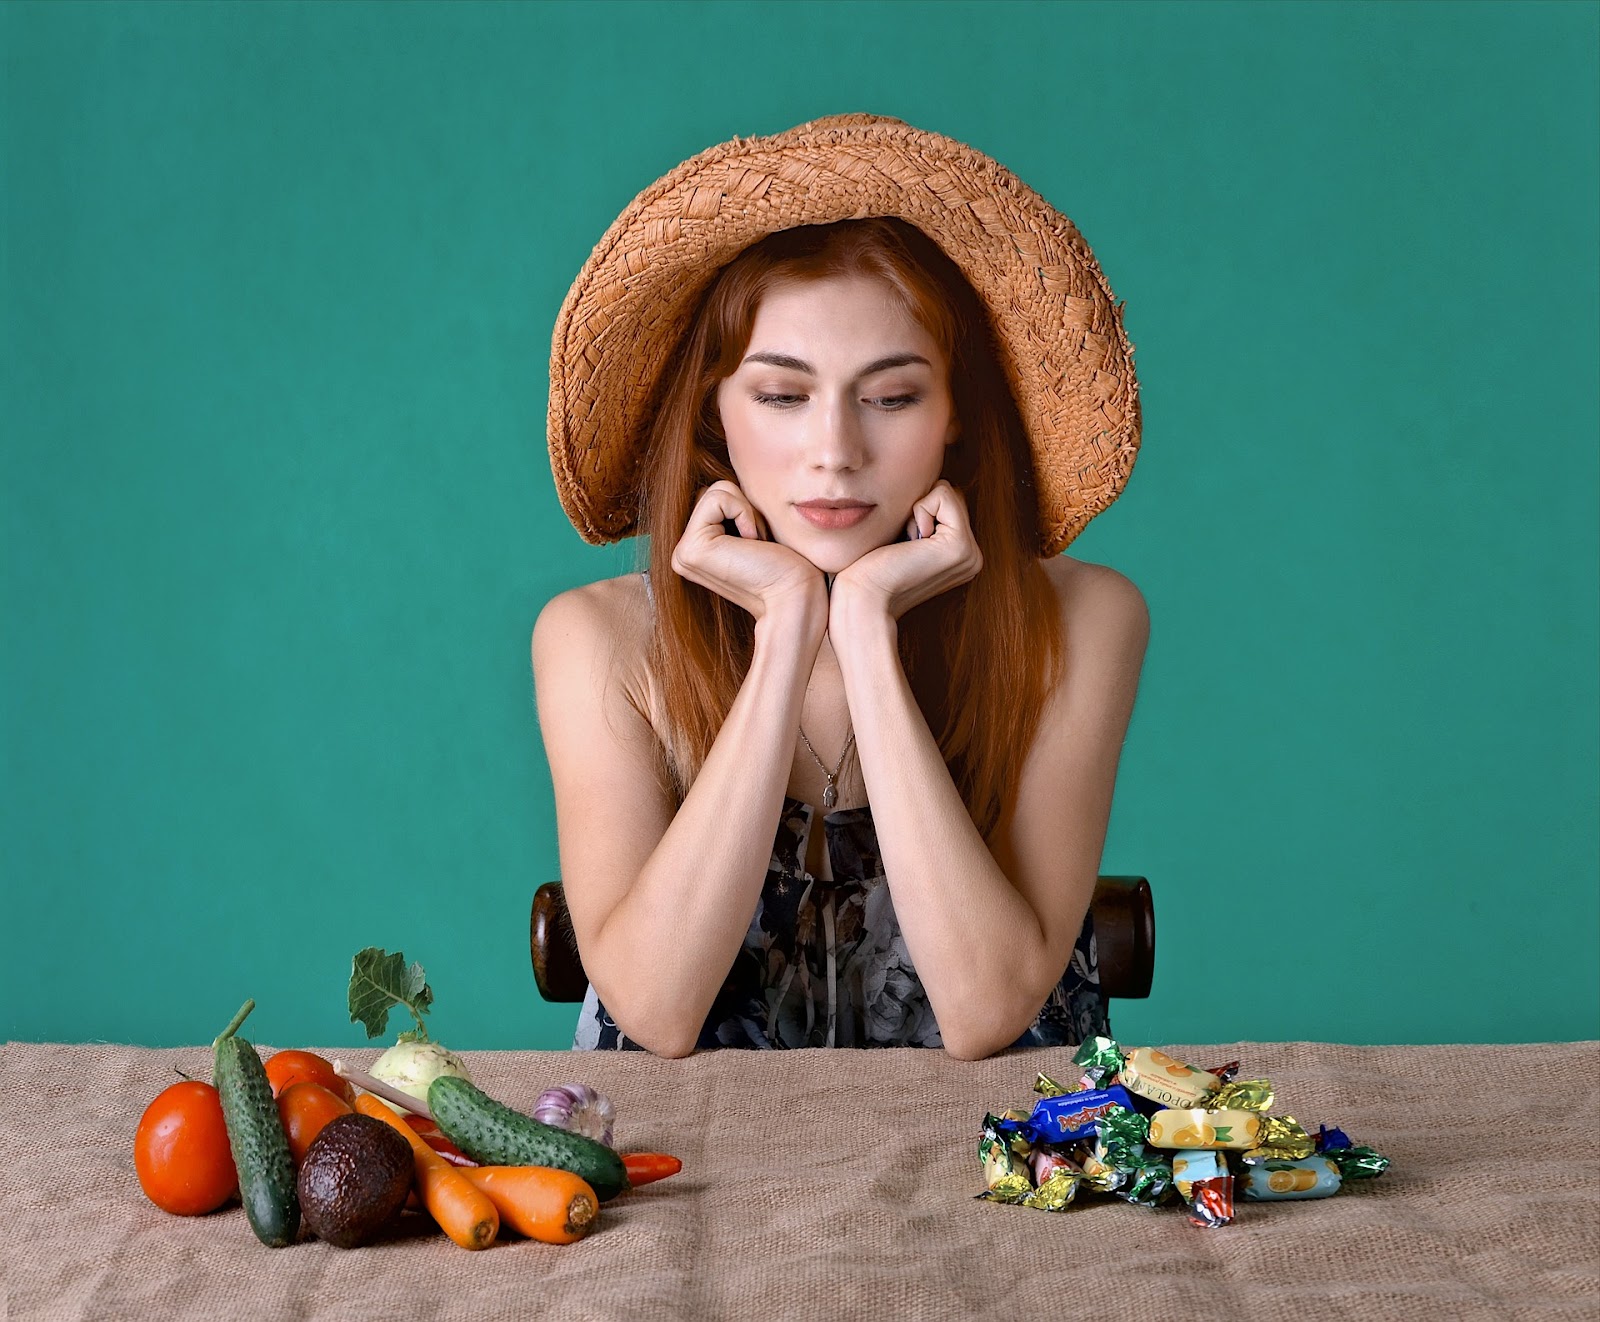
[263,1050,354,1103]
[134,1081,239,1216]
[276,1081,354,1166]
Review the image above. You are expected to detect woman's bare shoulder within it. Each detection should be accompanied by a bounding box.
[1043,554,1149,639]
[532,573,655,694]
[537,571,650,630]
[558,570,652,618]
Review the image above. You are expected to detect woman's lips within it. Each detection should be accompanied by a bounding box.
[795,504,874,530]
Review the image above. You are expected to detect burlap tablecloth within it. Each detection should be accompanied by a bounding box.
[2,1040,1597,1320]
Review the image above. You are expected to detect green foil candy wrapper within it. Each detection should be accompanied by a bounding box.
[1072,1036,1126,1087]
[1085,1106,1170,1206]
[1326,1143,1391,1180]
[1120,1156,1175,1207]
[1093,1105,1151,1169]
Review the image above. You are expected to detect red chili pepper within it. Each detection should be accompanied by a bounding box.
[622,1152,683,1186]
[402,1112,477,1167]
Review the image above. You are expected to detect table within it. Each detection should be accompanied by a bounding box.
[3,1040,1597,1320]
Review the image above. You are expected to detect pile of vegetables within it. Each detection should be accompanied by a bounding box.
[132,947,682,1251]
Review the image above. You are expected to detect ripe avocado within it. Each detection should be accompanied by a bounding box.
[296,1113,414,1248]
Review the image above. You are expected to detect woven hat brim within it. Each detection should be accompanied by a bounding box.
[549,114,1140,556]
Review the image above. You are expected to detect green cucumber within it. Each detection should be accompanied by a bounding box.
[213,999,299,1246]
[428,1075,630,1201]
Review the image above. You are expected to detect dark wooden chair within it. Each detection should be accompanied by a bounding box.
[531,875,1154,1003]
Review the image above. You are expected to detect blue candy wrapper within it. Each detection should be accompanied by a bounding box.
[992,1085,1142,1145]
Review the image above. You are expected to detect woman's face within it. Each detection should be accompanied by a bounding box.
[714,273,959,575]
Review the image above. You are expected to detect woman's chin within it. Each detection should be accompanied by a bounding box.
[784,533,885,576]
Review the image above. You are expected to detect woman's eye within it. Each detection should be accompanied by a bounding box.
[750,391,920,409]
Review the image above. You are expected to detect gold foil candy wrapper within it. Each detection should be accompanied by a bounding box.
[1206,1078,1274,1112]
[1118,1047,1222,1108]
[1241,1114,1315,1161]
[1147,1108,1264,1150]
[1021,1167,1083,1211]
[1033,1072,1071,1098]
[977,1173,1034,1204]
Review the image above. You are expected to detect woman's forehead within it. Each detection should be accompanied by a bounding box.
[742,274,943,372]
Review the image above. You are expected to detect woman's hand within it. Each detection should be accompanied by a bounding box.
[670,481,827,623]
[829,480,983,623]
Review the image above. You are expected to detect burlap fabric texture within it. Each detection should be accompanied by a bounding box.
[3,1039,1597,1321]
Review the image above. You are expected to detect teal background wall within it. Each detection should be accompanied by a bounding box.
[4,1,1596,1052]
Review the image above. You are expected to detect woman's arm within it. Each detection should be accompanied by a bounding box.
[829,564,1150,1061]
[533,581,827,1058]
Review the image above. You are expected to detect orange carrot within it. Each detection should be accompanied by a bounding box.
[354,1094,498,1250]
[460,1166,598,1245]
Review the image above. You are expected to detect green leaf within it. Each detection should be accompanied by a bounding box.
[348,946,433,1041]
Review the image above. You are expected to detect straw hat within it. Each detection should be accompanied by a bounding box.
[548,113,1140,556]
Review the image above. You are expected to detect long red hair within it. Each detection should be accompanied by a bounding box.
[630,217,1064,843]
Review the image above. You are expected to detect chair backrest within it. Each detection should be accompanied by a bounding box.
[531,875,1154,1003]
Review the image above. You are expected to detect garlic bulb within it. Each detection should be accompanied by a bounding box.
[533,1083,616,1146]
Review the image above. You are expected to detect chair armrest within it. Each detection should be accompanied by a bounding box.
[530,881,589,1003]
[1089,875,1154,1000]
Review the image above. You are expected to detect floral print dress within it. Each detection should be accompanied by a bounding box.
[571,795,1111,1052]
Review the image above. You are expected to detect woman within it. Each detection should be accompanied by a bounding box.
[533,115,1149,1059]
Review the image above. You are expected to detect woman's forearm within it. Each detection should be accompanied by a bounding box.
[830,600,1053,1061]
[590,600,826,1057]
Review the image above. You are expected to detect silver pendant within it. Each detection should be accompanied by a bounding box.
[823,782,837,811]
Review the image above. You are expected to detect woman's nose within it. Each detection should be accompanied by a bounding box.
[806,397,865,470]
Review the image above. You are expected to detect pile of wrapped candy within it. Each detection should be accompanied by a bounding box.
[977,1036,1390,1228]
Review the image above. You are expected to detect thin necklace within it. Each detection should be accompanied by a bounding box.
[798,725,855,812]
[800,569,851,809]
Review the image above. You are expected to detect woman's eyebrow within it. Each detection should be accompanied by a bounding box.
[741,351,933,377]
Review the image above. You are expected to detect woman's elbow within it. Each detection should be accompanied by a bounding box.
[645,1036,698,1061]
[597,999,699,1059]
[940,1011,1028,1061]
[940,1031,1004,1063]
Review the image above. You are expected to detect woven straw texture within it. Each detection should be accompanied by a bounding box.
[3,1040,1596,1321]
[549,113,1141,556]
